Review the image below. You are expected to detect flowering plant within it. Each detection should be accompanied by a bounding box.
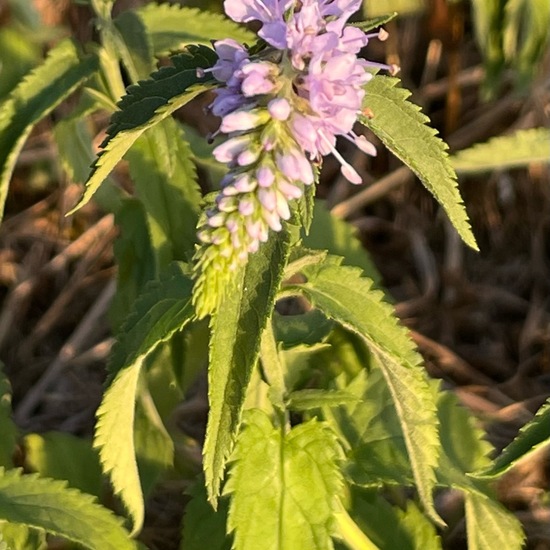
[0,0,546,549]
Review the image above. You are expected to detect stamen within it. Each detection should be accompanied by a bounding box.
[318,130,362,184]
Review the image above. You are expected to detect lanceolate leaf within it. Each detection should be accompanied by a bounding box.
[0,469,135,550]
[94,263,194,534]
[360,76,477,250]
[451,128,550,174]
[0,39,98,221]
[204,229,291,506]
[225,410,343,550]
[126,117,202,265]
[284,259,442,526]
[71,45,217,212]
[131,3,255,56]
[474,398,550,479]
[464,493,525,550]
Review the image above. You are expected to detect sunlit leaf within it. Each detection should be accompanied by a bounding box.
[361,76,477,250]
[285,259,442,526]
[226,410,343,550]
[0,469,134,550]
[204,229,291,506]
[94,263,194,534]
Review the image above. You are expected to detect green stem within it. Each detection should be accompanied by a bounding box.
[335,504,380,550]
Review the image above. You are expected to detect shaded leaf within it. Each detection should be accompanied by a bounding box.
[451,128,550,174]
[361,76,477,250]
[204,229,291,505]
[181,477,231,550]
[226,410,343,550]
[286,389,360,411]
[0,39,98,220]
[0,469,134,550]
[126,117,202,265]
[23,433,102,498]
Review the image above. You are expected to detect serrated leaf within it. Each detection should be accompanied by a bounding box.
[464,492,525,550]
[94,263,194,534]
[361,76,477,250]
[352,13,398,32]
[0,39,98,220]
[126,117,202,264]
[0,468,135,550]
[132,3,255,56]
[204,229,291,506]
[181,477,232,550]
[286,389,359,411]
[225,410,343,550]
[474,398,550,479]
[23,433,102,498]
[0,364,17,468]
[451,128,550,174]
[285,260,442,526]
[71,45,217,212]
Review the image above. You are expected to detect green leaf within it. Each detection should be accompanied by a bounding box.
[303,200,381,284]
[431,385,525,550]
[71,45,217,212]
[285,259,442,526]
[0,468,135,550]
[0,522,46,550]
[273,309,333,349]
[451,128,550,174]
[132,3,255,56]
[114,10,155,80]
[286,389,360,411]
[94,263,195,534]
[204,229,292,506]
[352,13,398,33]
[181,477,232,550]
[464,492,525,550]
[133,386,174,498]
[361,76,477,250]
[327,368,413,486]
[474,398,550,479]
[110,199,157,329]
[23,433,102,498]
[346,490,442,550]
[126,117,202,265]
[0,364,17,468]
[225,410,343,550]
[0,39,98,220]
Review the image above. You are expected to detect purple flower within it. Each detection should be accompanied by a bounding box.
[223,0,292,49]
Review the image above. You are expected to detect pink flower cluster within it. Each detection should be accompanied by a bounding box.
[193,0,391,316]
